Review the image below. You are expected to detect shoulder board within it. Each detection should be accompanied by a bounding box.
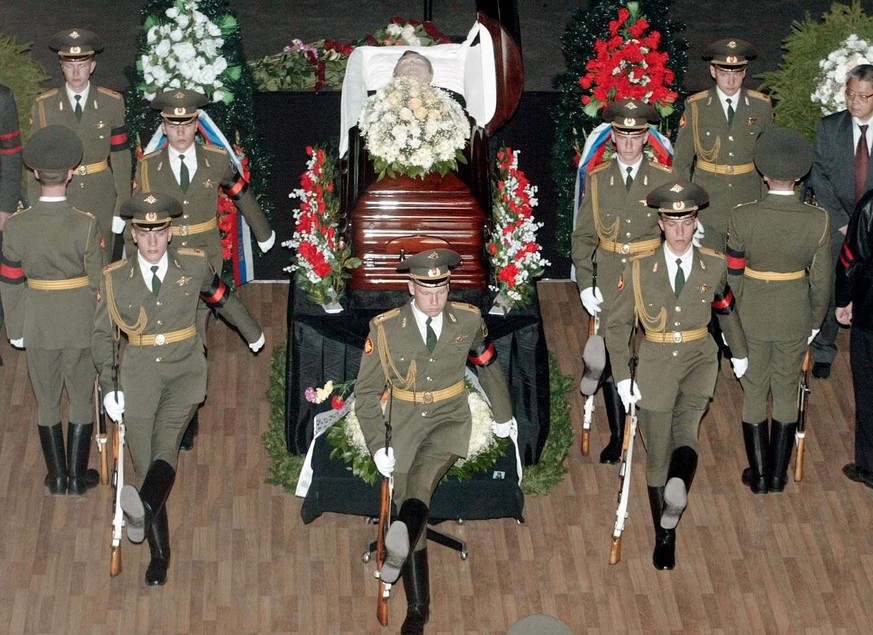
[96,86,122,99]
[36,89,59,102]
[630,248,657,262]
[589,161,612,175]
[8,205,31,217]
[141,148,164,161]
[699,246,725,259]
[202,144,228,155]
[72,207,97,220]
[687,91,709,103]
[450,301,480,314]
[103,260,127,274]
[803,201,826,212]
[746,89,771,102]
[373,307,400,324]
[649,161,672,173]
[732,200,757,210]
[176,247,205,257]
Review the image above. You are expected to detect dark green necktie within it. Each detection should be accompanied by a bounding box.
[425,317,437,352]
[150,265,161,295]
[625,166,633,191]
[726,97,734,126]
[674,258,685,296]
[179,154,190,192]
[74,95,82,121]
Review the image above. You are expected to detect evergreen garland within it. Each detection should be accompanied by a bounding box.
[0,34,50,147]
[550,0,687,254]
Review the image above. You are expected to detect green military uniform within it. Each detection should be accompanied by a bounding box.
[726,127,832,494]
[28,29,131,248]
[605,180,748,571]
[92,191,263,586]
[0,125,103,495]
[672,39,772,251]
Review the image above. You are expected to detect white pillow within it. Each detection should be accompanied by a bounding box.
[363,46,467,98]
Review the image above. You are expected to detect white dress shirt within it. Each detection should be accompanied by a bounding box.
[138,252,168,290]
[663,243,693,293]
[409,301,443,346]
[65,84,90,111]
[168,145,198,185]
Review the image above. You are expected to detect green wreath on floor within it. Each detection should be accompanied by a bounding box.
[263,345,574,497]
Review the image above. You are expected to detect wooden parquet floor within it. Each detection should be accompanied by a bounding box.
[0,280,870,634]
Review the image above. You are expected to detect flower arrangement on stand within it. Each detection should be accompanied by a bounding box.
[811,34,873,116]
[284,145,361,309]
[358,76,470,179]
[365,16,452,47]
[486,147,549,313]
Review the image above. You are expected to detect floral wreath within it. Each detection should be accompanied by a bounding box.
[284,145,361,306]
[811,33,873,117]
[486,147,549,309]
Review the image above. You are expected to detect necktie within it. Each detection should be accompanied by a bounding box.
[74,95,82,121]
[179,154,190,192]
[625,166,634,191]
[425,317,437,352]
[726,98,734,126]
[856,124,869,202]
[150,265,161,295]
[674,258,685,297]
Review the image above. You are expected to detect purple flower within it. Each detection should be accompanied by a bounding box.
[304,387,317,403]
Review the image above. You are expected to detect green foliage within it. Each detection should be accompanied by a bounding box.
[0,33,50,142]
[262,343,305,492]
[551,0,687,253]
[759,0,873,140]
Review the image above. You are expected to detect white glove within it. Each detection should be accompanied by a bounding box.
[491,418,514,438]
[692,222,705,248]
[807,329,820,345]
[103,391,125,423]
[731,357,749,379]
[9,338,24,349]
[257,230,276,253]
[248,332,266,353]
[373,447,395,477]
[580,287,603,315]
[616,378,642,411]
[111,215,126,234]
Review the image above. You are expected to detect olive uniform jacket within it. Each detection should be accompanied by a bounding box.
[28,86,132,244]
[672,88,772,246]
[727,192,832,341]
[92,246,261,417]
[0,199,103,348]
[571,158,674,326]
[605,246,748,412]
[355,301,513,474]
[134,144,273,273]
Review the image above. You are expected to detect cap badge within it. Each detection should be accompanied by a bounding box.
[144,195,158,205]
[70,46,82,54]
[427,267,441,278]
[726,55,738,64]
[70,31,82,39]
[145,211,158,221]
[673,201,686,210]
[426,251,439,260]
[173,91,186,99]
[623,117,636,126]
[173,107,187,116]
[626,101,638,109]
[670,184,685,193]
[727,40,737,49]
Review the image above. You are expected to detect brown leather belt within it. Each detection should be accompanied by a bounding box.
[392,380,465,404]
[172,217,218,237]
[744,267,806,281]
[128,325,197,347]
[644,327,709,344]
[26,276,89,291]
[75,159,109,176]
[599,236,661,255]
[695,159,755,176]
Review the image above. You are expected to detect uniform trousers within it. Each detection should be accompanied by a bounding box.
[850,325,873,473]
[25,347,95,426]
[740,338,806,423]
[812,228,844,365]
[125,400,198,486]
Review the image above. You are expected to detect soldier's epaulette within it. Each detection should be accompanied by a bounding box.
[450,301,480,314]
[699,246,726,259]
[202,144,228,155]
[649,161,672,172]
[589,161,612,175]
[686,91,709,103]
[373,307,400,324]
[96,86,122,99]
[732,200,757,210]
[103,259,127,274]
[746,89,771,102]
[141,148,163,160]
[72,207,97,220]
[35,89,60,101]
[630,248,657,262]
[176,247,205,257]
[8,205,31,217]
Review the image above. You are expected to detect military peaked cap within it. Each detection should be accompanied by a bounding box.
[647,181,709,219]
[121,192,183,228]
[704,38,757,68]
[50,29,104,60]
[150,89,209,123]
[603,98,659,133]
[23,125,83,171]
[397,248,461,286]
[753,126,813,180]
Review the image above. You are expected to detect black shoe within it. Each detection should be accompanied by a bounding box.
[67,423,100,495]
[652,528,675,570]
[812,362,831,379]
[38,424,67,495]
[843,463,873,489]
[742,468,769,493]
[145,506,170,586]
[600,381,625,465]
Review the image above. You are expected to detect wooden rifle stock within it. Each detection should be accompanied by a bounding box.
[108,338,125,577]
[376,477,390,626]
[795,348,812,482]
[94,379,109,485]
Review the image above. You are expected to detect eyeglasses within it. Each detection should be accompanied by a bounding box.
[845,89,873,103]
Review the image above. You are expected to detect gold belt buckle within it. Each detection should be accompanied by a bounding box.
[725,165,736,175]
[422,391,434,404]
[155,333,166,346]
[77,165,88,176]
[672,331,683,344]
[620,243,630,254]
[179,226,189,236]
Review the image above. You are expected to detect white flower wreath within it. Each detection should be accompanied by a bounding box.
[811,34,873,116]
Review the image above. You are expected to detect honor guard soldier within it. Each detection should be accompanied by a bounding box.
[0,82,23,360]
[727,127,832,494]
[605,181,748,570]
[92,192,265,586]
[0,125,104,495]
[571,98,674,463]
[672,38,772,251]
[29,28,132,252]
[354,249,515,634]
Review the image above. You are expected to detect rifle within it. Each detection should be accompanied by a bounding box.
[580,252,605,455]
[609,332,639,565]
[794,348,812,482]
[94,379,109,485]
[109,337,125,577]
[375,386,393,626]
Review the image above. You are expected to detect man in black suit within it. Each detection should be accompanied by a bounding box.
[809,64,873,379]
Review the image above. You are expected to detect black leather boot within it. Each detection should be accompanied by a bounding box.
[742,421,770,494]
[648,486,674,570]
[661,446,697,530]
[599,380,626,464]
[38,423,67,495]
[768,420,797,493]
[67,423,100,495]
[145,505,171,586]
[120,459,176,544]
[381,498,428,584]
[179,410,199,451]
[401,548,430,635]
